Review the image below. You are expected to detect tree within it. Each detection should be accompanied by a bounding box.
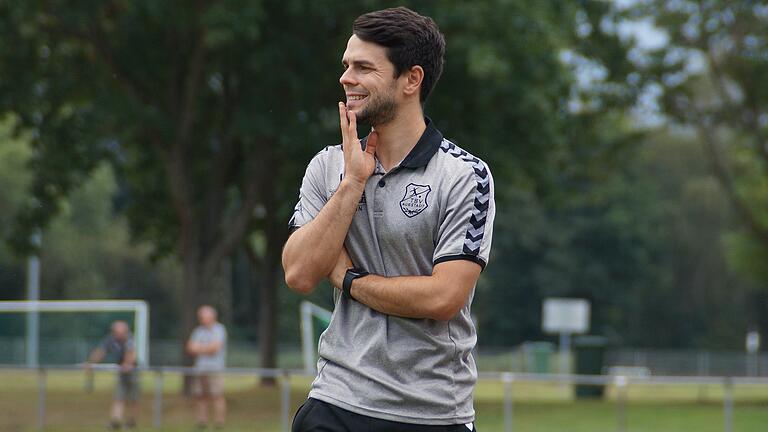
[430,1,647,345]
[1,0,644,368]
[627,1,768,283]
[0,117,32,299]
[0,119,182,339]
[0,0,408,378]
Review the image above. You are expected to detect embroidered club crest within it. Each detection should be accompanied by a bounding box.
[400,183,431,218]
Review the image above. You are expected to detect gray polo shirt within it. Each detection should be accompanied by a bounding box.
[289,118,495,425]
[190,322,227,371]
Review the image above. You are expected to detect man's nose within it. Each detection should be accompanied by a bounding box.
[339,68,356,87]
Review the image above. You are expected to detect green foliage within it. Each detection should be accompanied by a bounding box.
[0,117,32,223]
[0,117,182,336]
[0,0,643,344]
[0,117,32,297]
[726,233,768,285]
[37,163,182,337]
[478,123,761,349]
[2,0,756,350]
[625,0,768,288]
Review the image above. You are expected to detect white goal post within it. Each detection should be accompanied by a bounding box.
[0,300,150,367]
[300,301,332,374]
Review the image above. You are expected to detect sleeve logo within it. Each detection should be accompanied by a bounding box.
[400,183,431,218]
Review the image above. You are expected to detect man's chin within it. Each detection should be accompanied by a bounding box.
[356,105,396,127]
[356,111,372,126]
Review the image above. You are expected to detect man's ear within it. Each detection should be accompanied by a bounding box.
[402,65,424,97]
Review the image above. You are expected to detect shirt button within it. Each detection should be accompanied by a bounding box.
[378,180,386,187]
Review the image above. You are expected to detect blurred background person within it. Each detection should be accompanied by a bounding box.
[187,305,228,430]
[85,320,139,430]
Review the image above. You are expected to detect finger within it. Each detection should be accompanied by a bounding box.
[338,102,349,142]
[347,110,359,144]
[365,129,378,156]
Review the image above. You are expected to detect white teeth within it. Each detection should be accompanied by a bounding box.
[348,95,367,101]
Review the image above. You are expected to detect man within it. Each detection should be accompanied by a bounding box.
[283,7,495,431]
[186,305,227,430]
[86,320,139,430]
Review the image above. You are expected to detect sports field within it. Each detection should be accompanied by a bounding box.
[1,369,767,431]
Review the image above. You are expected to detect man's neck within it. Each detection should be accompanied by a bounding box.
[370,102,426,172]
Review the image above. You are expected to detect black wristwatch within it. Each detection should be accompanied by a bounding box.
[343,268,369,300]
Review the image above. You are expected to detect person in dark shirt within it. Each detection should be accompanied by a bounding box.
[86,320,139,430]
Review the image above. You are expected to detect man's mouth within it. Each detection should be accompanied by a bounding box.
[347,94,368,102]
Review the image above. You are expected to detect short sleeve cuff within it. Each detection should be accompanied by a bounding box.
[434,254,487,270]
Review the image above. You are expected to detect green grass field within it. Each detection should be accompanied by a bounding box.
[1,369,767,431]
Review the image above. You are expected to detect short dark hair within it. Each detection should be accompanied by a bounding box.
[353,7,446,103]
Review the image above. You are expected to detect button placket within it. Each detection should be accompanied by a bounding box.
[373,174,385,218]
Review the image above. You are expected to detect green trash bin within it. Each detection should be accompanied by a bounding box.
[522,341,554,374]
[574,335,608,398]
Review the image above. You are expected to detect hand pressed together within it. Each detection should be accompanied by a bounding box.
[339,102,378,188]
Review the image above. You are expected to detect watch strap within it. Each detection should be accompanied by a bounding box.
[343,268,368,300]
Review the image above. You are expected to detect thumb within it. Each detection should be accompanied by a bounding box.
[365,129,378,156]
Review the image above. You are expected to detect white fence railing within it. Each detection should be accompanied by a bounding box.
[2,364,767,432]
[2,337,766,377]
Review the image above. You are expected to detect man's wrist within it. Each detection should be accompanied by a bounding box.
[339,177,366,195]
[343,268,369,300]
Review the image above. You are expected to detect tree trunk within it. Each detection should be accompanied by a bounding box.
[257,239,281,386]
[257,273,278,385]
[180,243,205,396]
[253,185,286,387]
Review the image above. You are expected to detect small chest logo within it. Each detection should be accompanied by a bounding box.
[400,183,431,218]
[358,192,366,212]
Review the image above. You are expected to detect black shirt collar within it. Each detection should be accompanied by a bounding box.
[400,116,443,168]
[361,116,443,169]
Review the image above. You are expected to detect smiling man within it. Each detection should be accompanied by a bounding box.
[283,7,495,432]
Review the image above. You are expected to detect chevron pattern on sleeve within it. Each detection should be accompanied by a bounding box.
[439,140,491,256]
[288,199,302,228]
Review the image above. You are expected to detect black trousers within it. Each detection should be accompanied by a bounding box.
[292,398,477,432]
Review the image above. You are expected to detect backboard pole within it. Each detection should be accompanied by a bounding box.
[26,231,42,368]
[559,332,571,374]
